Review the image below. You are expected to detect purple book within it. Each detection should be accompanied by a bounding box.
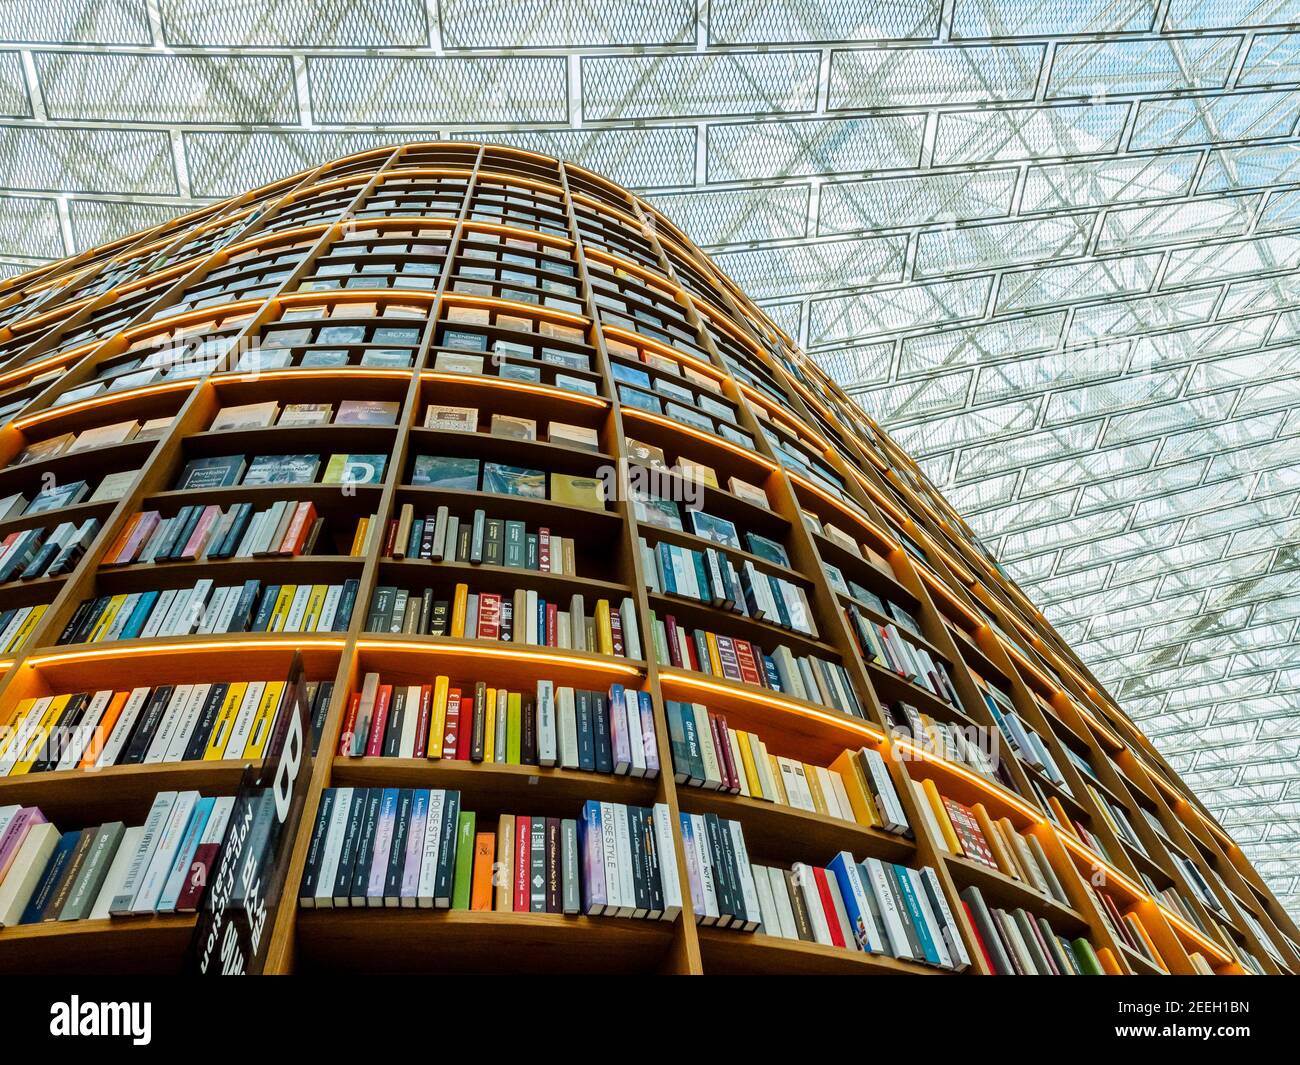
[580,800,606,915]
[366,788,398,904]
[400,790,429,904]
[0,808,47,881]
[638,691,659,777]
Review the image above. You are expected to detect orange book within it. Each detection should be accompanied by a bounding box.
[1046,796,1077,837]
[279,502,317,556]
[829,749,881,828]
[971,802,1019,879]
[79,690,129,768]
[470,831,495,911]
[103,513,142,565]
[1097,946,1123,975]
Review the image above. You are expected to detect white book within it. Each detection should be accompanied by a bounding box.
[815,766,845,820]
[183,579,215,635]
[536,680,556,767]
[754,737,781,801]
[0,823,59,927]
[235,510,267,558]
[54,689,113,771]
[651,802,682,922]
[766,866,799,940]
[157,587,193,637]
[0,609,28,654]
[400,686,422,758]
[793,861,833,945]
[728,819,763,932]
[524,589,539,644]
[195,586,230,634]
[213,585,243,633]
[494,689,508,764]
[863,747,909,833]
[691,704,723,789]
[0,698,50,776]
[316,584,343,632]
[0,806,19,840]
[730,732,752,797]
[223,681,266,760]
[103,593,141,642]
[283,585,312,632]
[619,597,641,661]
[689,813,719,924]
[110,791,177,915]
[163,683,210,763]
[623,688,646,776]
[139,588,178,638]
[751,862,778,934]
[827,769,855,823]
[90,825,144,920]
[921,866,971,971]
[555,687,578,769]
[415,789,446,908]
[143,685,193,764]
[254,501,288,554]
[94,687,152,768]
[609,801,637,917]
[569,594,586,651]
[864,857,914,960]
[311,788,353,907]
[133,791,199,913]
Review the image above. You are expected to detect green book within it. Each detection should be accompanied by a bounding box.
[506,694,522,764]
[451,811,476,910]
[1072,936,1104,975]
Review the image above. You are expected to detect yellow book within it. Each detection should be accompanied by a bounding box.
[243,681,285,759]
[0,698,37,760]
[5,604,47,653]
[87,595,128,643]
[804,764,829,816]
[301,584,328,632]
[506,691,522,764]
[594,600,613,655]
[428,675,449,758]
[922,778,963,855]
[450,583,469,638]
[1097,947,1123,975]
[268,585,296,632]
[550,472,605,509]
[829,749,881,828]
[205,683,247,759]
[766,753,790,805]
[12,695,69,775]
[483,688,496,763]
[704,631,723,676]
[971,802,1019,878]
[349,517,368,556]
[735,730,762,797]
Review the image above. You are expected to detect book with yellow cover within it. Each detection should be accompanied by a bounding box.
[550,473,605,510]
[205,683,247,759]
[243,682,285,759]
[594,599,613,655]
[922,778,963,855]
[428,675,449,758]
[450,583,469,638]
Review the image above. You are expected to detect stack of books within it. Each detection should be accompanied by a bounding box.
[381,505,580,573]
[174,452,387,490]
[0,518,102,582]
[961,884,1107,975]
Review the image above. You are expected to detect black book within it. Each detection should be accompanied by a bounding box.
[529,816,546,913]
[703,813,736,925]
[226,580,261,633]
[21,534,64,580]
[347,789,385,906]
[521,697,537,765]
[299,789,336,903]
[33,694,88,773]
[121,686,174,764]
[641,807,664,919]
[251,585,280,631]
[58,597,96,644]
[0,528,43,582]
[484,519,504,566]
[73,595,112,645]
[417,588,434,634]
[49,519,100,576]
[382,687,407,758]
[498,597,512,642]
[455,524,471,562]
[383,789,415,904]
[183,682,228,761]
[166,506,206,562]
[366,586,394,632]
[591,691,613,774]
[545,817,561,914]
[331,788,369,904]
[335,579,360,630]
[429,599,450,636]
[214,503,254,559]
[625,804,650,918]
[713,815,747,927]
[434,790,460,907]
[469,682,487,763]
[575,690,595,772]
[309,681,333,755]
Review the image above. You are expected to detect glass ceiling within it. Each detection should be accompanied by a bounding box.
[1,0,1298,912]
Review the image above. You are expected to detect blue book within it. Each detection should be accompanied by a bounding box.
[656,542,677,595]
[889,862,941,965]
[827,851,880,953]
[579,801,606,914]
[156,797,215,913]
[20,831,80,924]
[575,691,595,772]
[591,690,613,774]
[119,589,161,640]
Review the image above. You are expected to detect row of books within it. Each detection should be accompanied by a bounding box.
[641,536,817,638]
[102,500,363,567]
[664,702,911,833]
[176,452,387,490]
[1083,879,1173,974]
[59,578,361,644]
[0,518,101,583]
[380,505,580,575]
[0,680,333,777]
[299,790,682,921]
[0,477,108,521]
[210,398,402,430]
[845,604,959,706]
[884,702,1003,784]
[366,584,641,659]
[410,454,605,510]
[0,793,232,928]
[649,611,862,718]
[6,417,168,470]
[914,783,1072,907]
[983,694,1068,788]
[0,604,46,654]
[961,884,1106,975]
[422,403,600,452]
[339,676,660,777]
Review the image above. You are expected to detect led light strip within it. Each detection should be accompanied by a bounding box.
[418,370,608,409]
[621,407,777,470]
[355,637,643,677]
[12,379,197,431]
[25,636,348,667]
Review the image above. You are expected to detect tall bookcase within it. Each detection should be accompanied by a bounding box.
[0,143,1295,975]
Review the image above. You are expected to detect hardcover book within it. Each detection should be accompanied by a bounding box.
[483,463,546,499]
[335,400,400,425]
[411,455,479,490]
[243,454,320,485]
[423,405,478,432]
[176,456,247,490]
[323,454,388,485]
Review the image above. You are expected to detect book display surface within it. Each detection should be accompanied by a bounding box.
[0,143,1293,977]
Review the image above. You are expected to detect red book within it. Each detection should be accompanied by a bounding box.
[477,593,501,640]
[538,528,551,571]
[514,816,531,912]
[684,630,700,672]
[366,685,392,757]
[280,501,318,556]
[733,640,763,687]
[411,684,432,760]
[545,601,557,646]
[174,842,222,912]
[812,866,846,948]
[962,900,996,974]
[715,636,742,682]
[609,608,624,656]
[337,692,361,756]
[710,712,737,792]
[455,690,473,760]
[442,689,461,759]
[383,519,399,558]
[664,615,682,668]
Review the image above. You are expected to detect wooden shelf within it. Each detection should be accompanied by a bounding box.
[943,853,1090,936]
[0,915,197,975]
[295,909,678,974]
[696,926,948,976]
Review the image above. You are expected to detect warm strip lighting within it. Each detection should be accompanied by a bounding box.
[440,292,588,327]
[658,668,885,742]
[12,379,195,430]
[916,568,986,632]
[418,370,608,409]
[355,637,642,677]
[0,342,93,388]
[475,169,565,199]
[26,636,348,667]
[464,219,571,248]
[848,468,911,528]
[1002,641,1059,697]
[570,193,643,232]
[895,738,1047,825]
[601,325,726,382]
[8,294,95,335]
[585,248,676,291]
[1158,907,1235,964]
[786,470,884,544]
[621,407,777,470]
[121,300,263,342]
[738,382,832,453]
[223,367,413,385]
